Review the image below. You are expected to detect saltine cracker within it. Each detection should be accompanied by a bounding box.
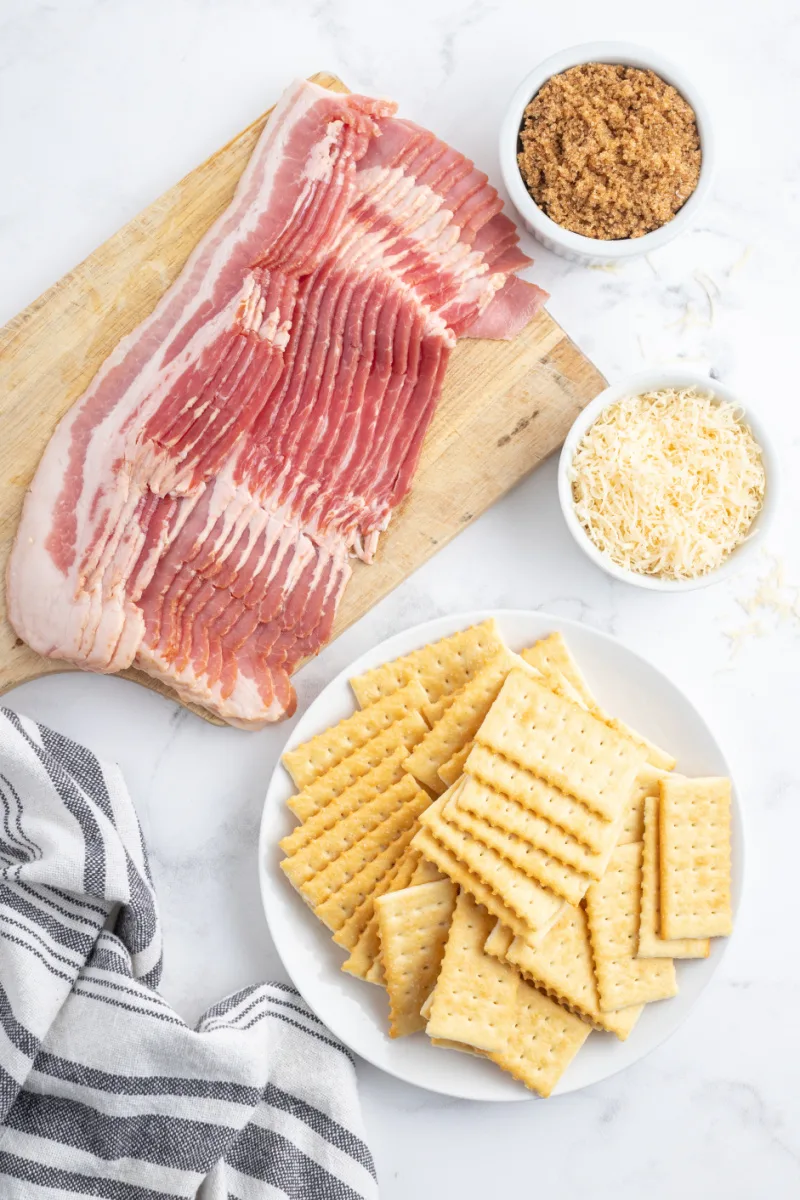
[638,796,710,958]
[426,891,519,1052]
[376,880,458,1036]
[490,979,590,1098]
[585,843,678,1010]
[659,776,732,939]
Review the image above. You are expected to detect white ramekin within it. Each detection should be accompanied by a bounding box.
[500,42,716,265]
[557,369,776,592]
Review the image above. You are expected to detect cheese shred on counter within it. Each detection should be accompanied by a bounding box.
[570,387,766,580]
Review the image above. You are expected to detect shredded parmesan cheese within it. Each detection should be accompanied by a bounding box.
[724,619,767,656]
[570,387,766,580]
[739,556,793,617]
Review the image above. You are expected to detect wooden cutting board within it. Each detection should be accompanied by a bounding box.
[0,72,605,723]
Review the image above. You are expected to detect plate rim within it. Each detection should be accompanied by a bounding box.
[259,608,743,1100]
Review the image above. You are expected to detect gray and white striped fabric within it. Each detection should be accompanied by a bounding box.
[0,707,378,1199]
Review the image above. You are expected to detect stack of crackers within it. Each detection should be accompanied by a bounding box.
[279,619,733,1097]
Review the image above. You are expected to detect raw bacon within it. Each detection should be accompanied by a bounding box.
[7,80,546,728]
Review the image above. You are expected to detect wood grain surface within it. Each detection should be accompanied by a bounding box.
[0,72,605,723]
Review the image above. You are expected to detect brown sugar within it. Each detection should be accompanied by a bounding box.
[518,63,702,240]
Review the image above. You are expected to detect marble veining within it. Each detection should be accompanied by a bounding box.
[1,2,799,1196]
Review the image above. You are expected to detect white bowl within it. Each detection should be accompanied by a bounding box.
[500,42,716,264]
[557,369,776,592]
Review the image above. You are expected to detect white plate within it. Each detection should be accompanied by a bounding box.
[259,610,743,1100]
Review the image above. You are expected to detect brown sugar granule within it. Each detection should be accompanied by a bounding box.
[518,63,701,240]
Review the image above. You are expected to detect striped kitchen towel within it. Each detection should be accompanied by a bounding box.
[0,707,378,1199]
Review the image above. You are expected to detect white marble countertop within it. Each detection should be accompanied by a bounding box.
[2,2,800,1195]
